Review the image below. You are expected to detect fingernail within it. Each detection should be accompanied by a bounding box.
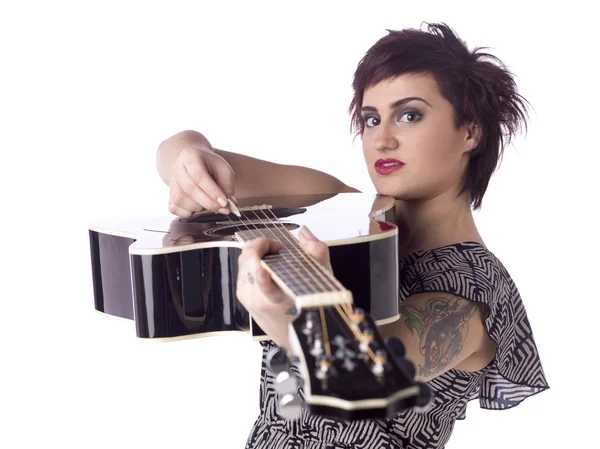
[218,208,230,215]
[217,197,228,208]
[231,196,238,205]
[300,227,316,240]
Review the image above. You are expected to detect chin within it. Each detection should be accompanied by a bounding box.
[374,184,426,203]
[371,179,405,198]
[374,188,405,200]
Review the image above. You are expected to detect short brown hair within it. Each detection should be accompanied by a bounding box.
[349,23,530,210]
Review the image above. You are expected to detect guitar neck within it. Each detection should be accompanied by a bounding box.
[234,228,353,309]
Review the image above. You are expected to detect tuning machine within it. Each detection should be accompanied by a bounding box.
[267,346,304,420]
[278,393,303,420]
[384,336,434,410]
[266,346,292,374]
[384,336,416,378]
[274,370,302,420]
[414,383,434,411]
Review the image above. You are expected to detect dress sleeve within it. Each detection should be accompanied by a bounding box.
[474,256,550,409]
[398,243,550,409]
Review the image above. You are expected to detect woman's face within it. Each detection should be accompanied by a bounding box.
[361,73,478,202]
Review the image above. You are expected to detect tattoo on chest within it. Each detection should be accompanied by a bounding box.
[400,296,479,378]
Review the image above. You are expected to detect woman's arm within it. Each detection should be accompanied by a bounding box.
[378,293,497,382]
[157,130,359,201]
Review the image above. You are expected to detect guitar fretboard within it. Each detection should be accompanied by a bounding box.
[235,228,352,307]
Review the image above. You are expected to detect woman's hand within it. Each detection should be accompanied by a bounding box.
[167,146,236,218]
[236,226,332,353]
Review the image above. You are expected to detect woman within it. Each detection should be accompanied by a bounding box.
[156,22,549,449]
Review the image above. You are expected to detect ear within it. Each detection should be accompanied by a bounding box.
[463,122,481,153]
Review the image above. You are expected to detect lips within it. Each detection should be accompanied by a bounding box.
[374,158,405,175]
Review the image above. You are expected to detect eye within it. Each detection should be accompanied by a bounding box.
[364,116,380,128]
[398,111,422,124]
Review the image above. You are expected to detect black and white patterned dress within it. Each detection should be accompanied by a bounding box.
[245,242,550,449]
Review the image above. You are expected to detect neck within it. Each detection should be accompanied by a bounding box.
[393,190,483,257]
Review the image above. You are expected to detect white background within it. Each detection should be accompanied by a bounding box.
[1,1,597,448]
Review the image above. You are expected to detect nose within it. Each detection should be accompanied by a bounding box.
[371,123,399,152]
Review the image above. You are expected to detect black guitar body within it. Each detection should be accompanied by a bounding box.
[88,193,400,340]
[89,193,433,420]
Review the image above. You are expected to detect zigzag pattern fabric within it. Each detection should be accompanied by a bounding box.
[245,242,549,449]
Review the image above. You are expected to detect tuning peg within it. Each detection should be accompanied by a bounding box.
[315,355,332,380]
[274,371,299,395]
[398,358,417,379]
[384,337,415,378]
[385,336,406,358]
[414,382,434,411]
[359,328,374,354]
[349,307,365,330]
[302,311,317,335]
[278,393,303,420]
[372,349,387,377]
[310,331,324,357]
[266,346,291,374]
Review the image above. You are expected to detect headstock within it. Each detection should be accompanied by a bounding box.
[269,305,432,421]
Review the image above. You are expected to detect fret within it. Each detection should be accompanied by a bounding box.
[234,225,352,308]
[235,229,307,257]
[262,254,338,295]
[235,228,294,244]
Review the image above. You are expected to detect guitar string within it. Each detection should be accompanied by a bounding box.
[255,207,376,361]
[220,205,376,363]
[233,206,376,362]
[248,208,335,359]
[254,207,359,321]
[221,205,327,305]
[254,207,350,304]
[219,209,313,295]
[223,204,341,360]
[251,207,374,360]
[257,208,358,322]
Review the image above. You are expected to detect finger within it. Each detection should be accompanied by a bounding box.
[177,164,223,212]
[256,266,287,303]
[243,237,283,259]
[185,159,232,210]
[299,227,331,268]
[168,201,194,218]
[169,179,205,212]
[206,153,236,199]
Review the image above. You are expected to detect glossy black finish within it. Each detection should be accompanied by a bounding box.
[126,238,398,339]
[89,232,398,339]
[88,193,400,340]
[329,237,398,323]
[89,230,135,320]
[87,193,433,420]
[131,247,251,338]
[308,395,421,421]
[290,307,427,420]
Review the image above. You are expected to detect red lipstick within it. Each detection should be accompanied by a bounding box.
[375,158,405,175]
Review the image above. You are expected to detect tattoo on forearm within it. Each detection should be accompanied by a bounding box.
[400,296,479,378]
[247,272,254,285]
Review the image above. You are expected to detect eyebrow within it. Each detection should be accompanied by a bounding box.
[360,96,432,113]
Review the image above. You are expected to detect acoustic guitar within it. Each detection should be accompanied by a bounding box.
[88,192,431,420]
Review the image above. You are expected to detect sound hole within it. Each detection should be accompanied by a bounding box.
[179,206,306,224]
[207,222,299,237]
